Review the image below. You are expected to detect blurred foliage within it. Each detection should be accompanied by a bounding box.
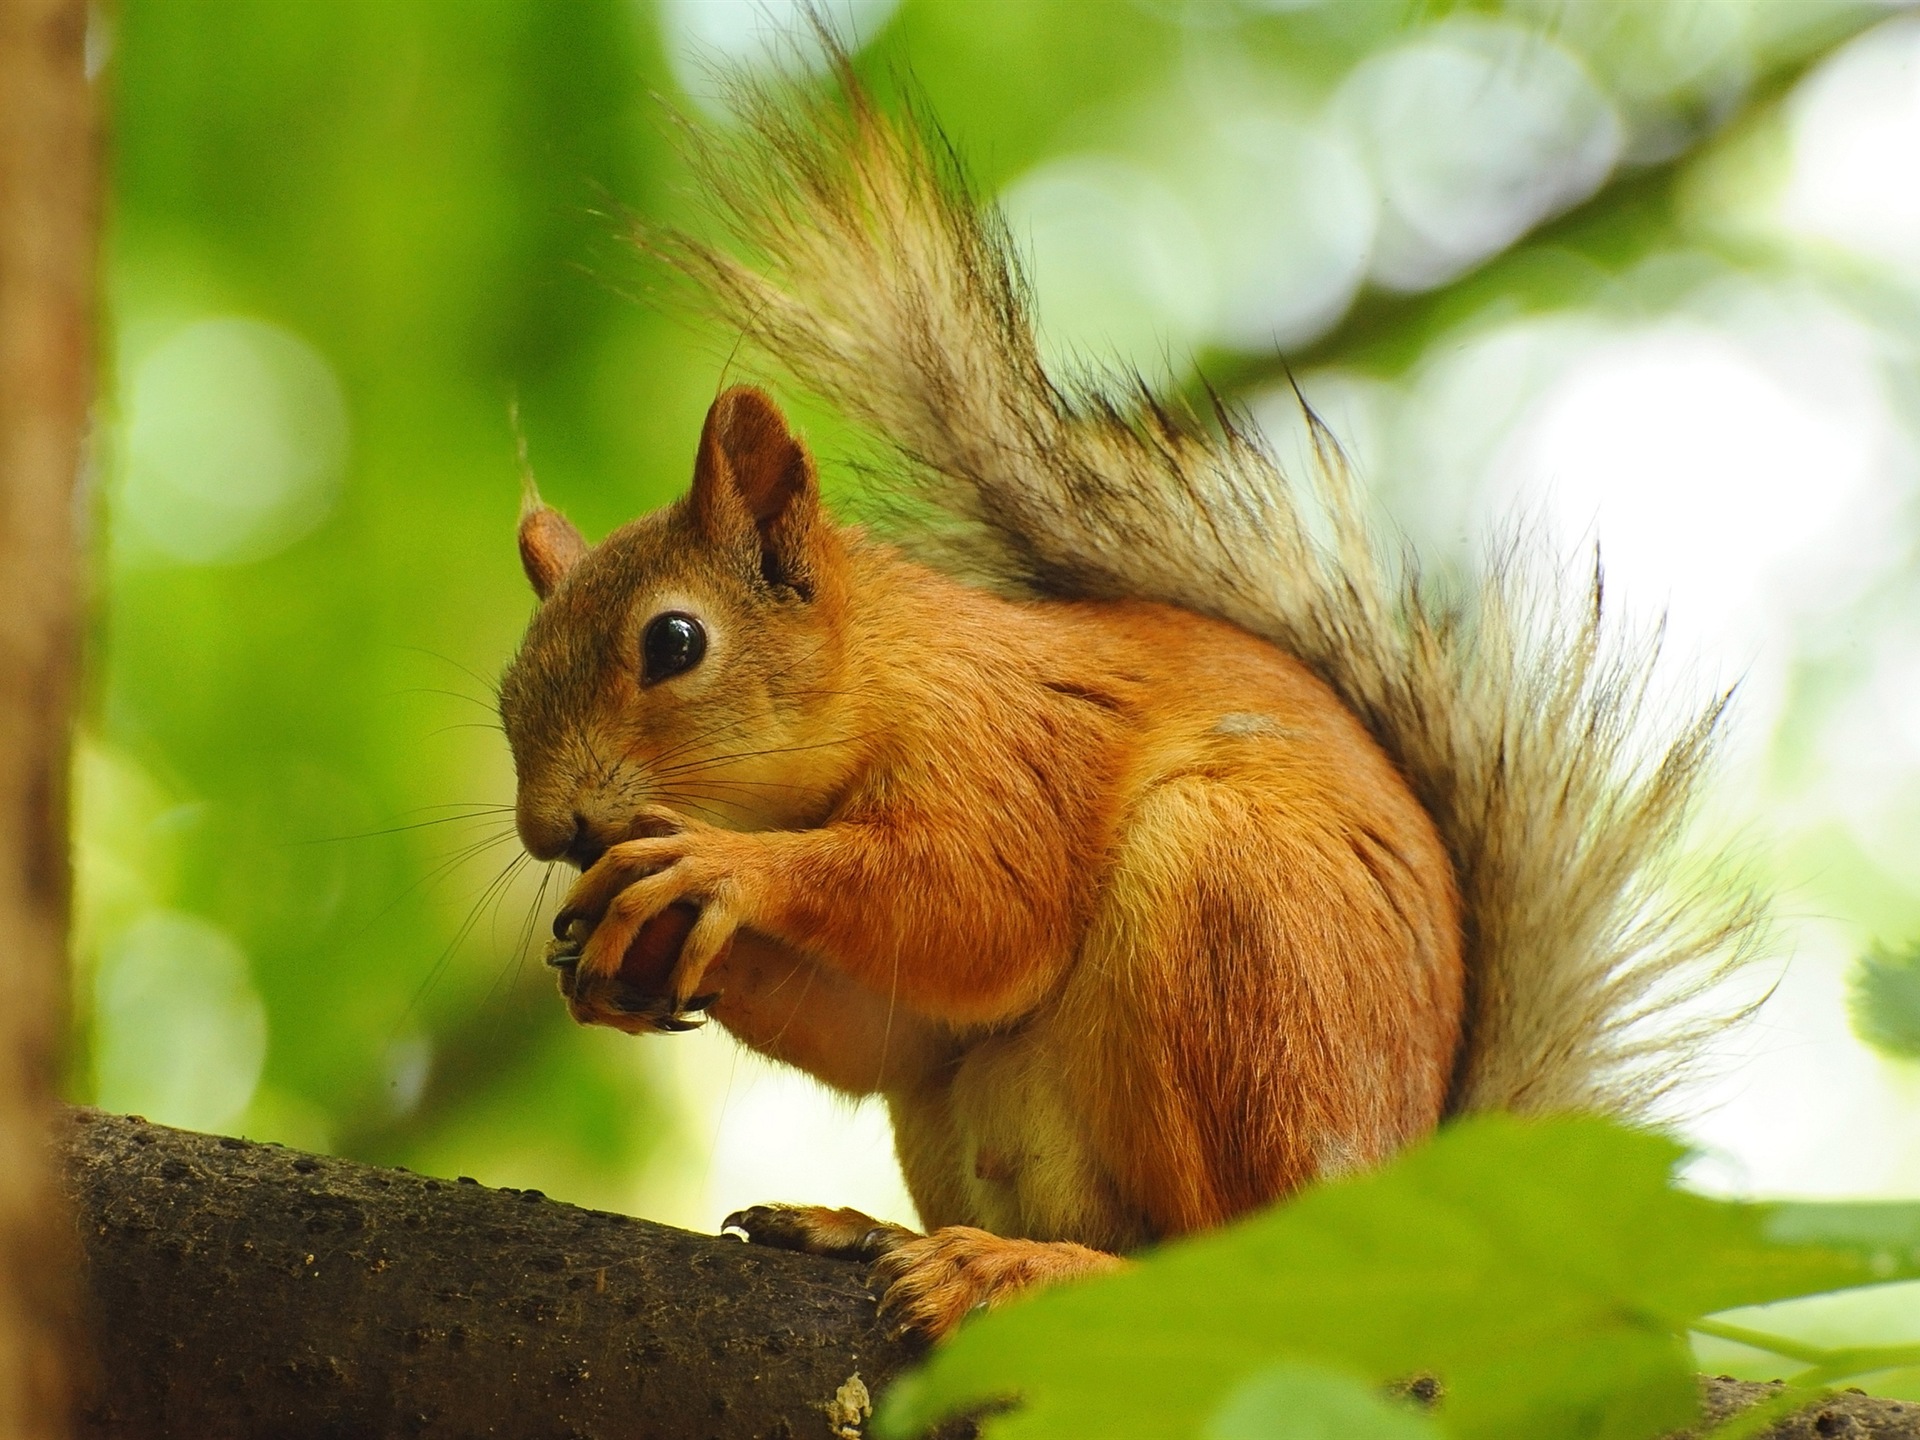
[1851,943,1920,1061]
[881,1116,1920,1440]
[80,0,1920,1226]
[88,0,703,1203]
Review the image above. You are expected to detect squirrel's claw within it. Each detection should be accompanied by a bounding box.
[549,822,752,1036]
[601,982,715,1031]
[649,990,720,1031]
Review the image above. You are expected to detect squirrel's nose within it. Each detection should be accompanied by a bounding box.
[564,812,609,871]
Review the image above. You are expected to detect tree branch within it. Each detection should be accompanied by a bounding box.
[64,1109,942,1440]
[59,1110,1920,1440]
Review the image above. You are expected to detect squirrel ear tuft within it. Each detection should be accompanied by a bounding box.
[519,505,587,600]
[692,386,823,597]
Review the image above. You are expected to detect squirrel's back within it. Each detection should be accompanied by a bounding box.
[831,538,1466,1234]
[648,35,1765,1120]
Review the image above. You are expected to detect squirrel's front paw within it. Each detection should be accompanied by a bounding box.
[547,903,717,1033]
[552,813,758,1024]
[723,1203,916,1262]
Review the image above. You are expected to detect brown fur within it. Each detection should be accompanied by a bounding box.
[500,30,1767,1339]
[502,388,1462,1336]
[646,39,1766,1122]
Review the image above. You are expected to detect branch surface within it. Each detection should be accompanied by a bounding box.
[59,1109,1920,1440]
[64,1109,934,1440]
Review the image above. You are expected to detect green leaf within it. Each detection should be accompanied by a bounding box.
[1203,1363,1440,1440]
[1764,1202,1920,1283]
[1849,943,1920,1060]
[875,1115,1906,1440]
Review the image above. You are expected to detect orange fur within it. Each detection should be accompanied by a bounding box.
[501,387,1463,1338]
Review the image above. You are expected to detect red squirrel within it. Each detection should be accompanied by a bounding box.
[498,48,1761,1341]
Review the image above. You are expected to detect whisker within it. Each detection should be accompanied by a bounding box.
[390,825,526,901]
[641,706,789,776]
[580,734,614,785]
[637,634,851,773]
[481,857,560,1013]
[428,721,509,739]
[291,817,518,852]
[653,794,737,828]
[411,831,526,890]
[389,686,503,717]
[392,643,503,701]
[325,827,526,968]
[390,849,531,1038]
[764,962,821,1054]
[876,945,901,1094]
[653,788,754,816]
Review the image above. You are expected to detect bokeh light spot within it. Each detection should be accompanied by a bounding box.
[1193,116,1376,351]
[1779,17,1920,283]
[1000,154,1214,378]
[121,315,349,566]
[93,909,269,1132]
[1338,18,1623,292]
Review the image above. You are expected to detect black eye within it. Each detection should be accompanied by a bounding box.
[642,611,707,684]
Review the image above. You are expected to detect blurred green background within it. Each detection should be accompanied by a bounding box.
[74,0,1920,1278]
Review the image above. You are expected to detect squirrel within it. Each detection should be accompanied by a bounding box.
[498,40,1764,1341]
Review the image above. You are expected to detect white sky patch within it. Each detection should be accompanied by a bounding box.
[1247,369,1401,510]
[1492,321,1887,684]
[1778,16,1920,284]
[1397,312,1602,550]
[1801,620,1920,875]
[1681,929,1920,1200]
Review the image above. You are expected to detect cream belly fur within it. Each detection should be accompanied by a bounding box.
[887,1012,1150,1252]
[712,936,1145,1247]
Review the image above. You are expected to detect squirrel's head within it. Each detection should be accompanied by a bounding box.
[499,386,857,868]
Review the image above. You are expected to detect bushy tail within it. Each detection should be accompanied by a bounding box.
[649,39,1766,1118]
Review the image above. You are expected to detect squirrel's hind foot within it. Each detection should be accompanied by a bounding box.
[723,1205,1126,1342]
[869,1227,1125,1341]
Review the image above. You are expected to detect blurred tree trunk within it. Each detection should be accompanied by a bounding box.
[0,0,97,1436]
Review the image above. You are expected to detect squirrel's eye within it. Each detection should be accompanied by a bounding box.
[641,612,707,684]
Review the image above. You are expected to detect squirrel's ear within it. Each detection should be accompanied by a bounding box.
[691,386,824,598]
[518,505,587,601]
